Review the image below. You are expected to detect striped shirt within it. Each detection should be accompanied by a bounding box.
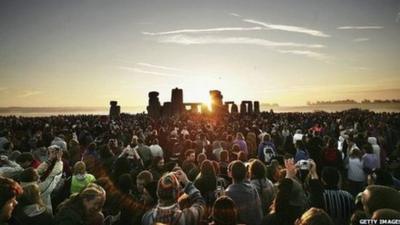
[323,189,354,225]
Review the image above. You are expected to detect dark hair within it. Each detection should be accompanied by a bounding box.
[363,185,400,216]
[0,176,23,209]
[220,150,229,162]
[363,144,373,154]
[118,173,133,194]
[16,152,34,164]
[19,167,39,183]
[321,167,340,188]
[229,160,246,182]
[211,196,238,225]
[249,159,266,180]
[200,160,216,178]
[185,149,195,158]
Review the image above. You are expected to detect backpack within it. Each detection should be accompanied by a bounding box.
[263,144,275,163]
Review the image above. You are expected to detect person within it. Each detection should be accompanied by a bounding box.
[361,185,400,217]
[321,138,342,171]
[362,144,380,174]
[141,170,205,225]
[70,161,96,194]
[263,158,307,225]
[371,208,400,220]
[225,160,262,225]
[295,208,334,225]
[257,133,276,164]
[135,170,153,200]
[149,139,163,159]
[0,176,22,225]
[136,138,152,169]
[209,196,244,225]
[233,133,248,156]
[309,165,355,225]
[0,155,23,180]
[11,183,54,225]
[248,159,275,216]
[347,148,365,196]
[19,145,64,214]
[367,137,381,169]
[55,183,106,225]
[294,140,309,163]
[194,159,217,219]
[148,156,165,182]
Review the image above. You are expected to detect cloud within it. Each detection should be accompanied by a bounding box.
[156,35,325,48]
[243,19,330,37]
[0,87,8,92]
[142,27,264,36]
[353,38,369,42]
[277,50,328,61]
[229,12,241,17]
[337,26,383,30]
[18,91,43,98]
[118,66,184,78]
[137,62,190,73]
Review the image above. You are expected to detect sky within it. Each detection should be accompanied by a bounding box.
[0,0,400,107]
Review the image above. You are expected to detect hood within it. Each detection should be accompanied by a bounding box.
[368,137,377,145]
[23,204,47,217]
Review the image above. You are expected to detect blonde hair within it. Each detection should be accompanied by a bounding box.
[73,161,86,175]
[20,183,44,207]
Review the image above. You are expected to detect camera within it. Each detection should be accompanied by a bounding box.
[296,159,309,170]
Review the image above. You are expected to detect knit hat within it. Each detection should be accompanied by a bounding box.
[157,172,180,202]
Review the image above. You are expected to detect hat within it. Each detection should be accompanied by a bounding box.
[157,173,180,201]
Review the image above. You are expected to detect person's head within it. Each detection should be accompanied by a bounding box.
[237,151,247,162]
[367,169,394,186]
[19,183,44,207]
[263,133,271,143]
[0,176,23,222]
[211,196,238,225]
[19,167,39,184]
[156,172,181,205]
[349,148,362,159]
[231,144,240,155]
[73,161,87,175]
[295,208,334,225]
[152,138,159,145]
[295,140,305,150]
[372,208,400,220]
[118,173,133,194]
[80,183,106,215]
[273,178,306,214]
[362,185,400,216]
[131,135,139,146]
[136,170,153,194]
[200,160,216,178]
[185,149,196,162]
[220,150,229,162]
[197,153,207,165]
[249,159,266,180]
[363,144,373,154]
[327,138,336,149]
[235,132,244,140]
[16,152,34,169]
[321,167,340,189]
[228,160,246,183]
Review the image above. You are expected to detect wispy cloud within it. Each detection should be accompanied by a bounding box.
[137,62,190,73]
[0,87,8,92]
[118,66,184,78]
[337,26,383,30]
[18,91,43,98]
[278,50,328,61]
[142,27,264,36]
[157,35,325,48]
[353,38,369,42]
[243,19,330,37]
[229,12,241,17]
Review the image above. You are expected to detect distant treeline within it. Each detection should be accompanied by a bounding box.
[307,99,400,106]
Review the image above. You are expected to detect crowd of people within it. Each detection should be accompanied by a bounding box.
[1,109,400,225]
